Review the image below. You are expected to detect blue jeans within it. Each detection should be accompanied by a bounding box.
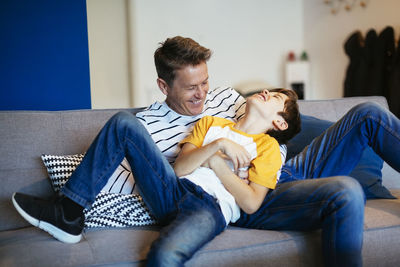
[281,102,400,181]
[234,102,400,267]
[62,111,226,266]
[62,102,400,267]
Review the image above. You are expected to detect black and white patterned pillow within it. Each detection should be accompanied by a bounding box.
[41,154,157,228]
[41,154,139,194]
[84,192,156,227]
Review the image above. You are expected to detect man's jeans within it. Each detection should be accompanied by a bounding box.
[235,102,400,267]
[62,111,226,266]
[62,102,400,267]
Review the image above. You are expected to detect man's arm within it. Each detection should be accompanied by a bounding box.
[207,152,269,214]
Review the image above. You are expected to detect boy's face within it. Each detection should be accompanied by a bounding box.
[247,90,288,130]
[158,62,209,116]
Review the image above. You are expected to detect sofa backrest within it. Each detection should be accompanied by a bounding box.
[297,95,388,121]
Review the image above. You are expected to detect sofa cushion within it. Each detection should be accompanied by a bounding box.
[286,114,394,199]
[41,154,156,228]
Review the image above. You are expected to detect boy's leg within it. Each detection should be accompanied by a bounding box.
[234,176,365,267]
[282,102,400,181]
[147,185,226,267]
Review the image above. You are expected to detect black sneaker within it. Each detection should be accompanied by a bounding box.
[12,192,84,243]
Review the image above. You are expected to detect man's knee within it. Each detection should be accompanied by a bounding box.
[328,176,366,207]
[107,111,137,131]
[352,101,385,117]
[110,111,134,123]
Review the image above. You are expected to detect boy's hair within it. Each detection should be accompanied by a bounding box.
[266,88,301,144]
[154,36,212,87]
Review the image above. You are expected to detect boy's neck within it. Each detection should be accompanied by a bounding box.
[234,115,272,135]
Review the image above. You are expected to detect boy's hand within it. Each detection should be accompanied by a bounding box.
[203,152,249,184]
[237,168,249,180]
[217,138,251,171]
[206,151,269,214]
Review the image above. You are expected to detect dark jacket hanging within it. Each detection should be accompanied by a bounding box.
[344,26,397,111]
[388,36,400,118]
[344,31,365,97]
[364,29,381,96]
[378,26,396,100]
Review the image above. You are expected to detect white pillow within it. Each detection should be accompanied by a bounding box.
[41,154,157,228]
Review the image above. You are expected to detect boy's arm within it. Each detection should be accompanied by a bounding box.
[174,138,251,177]
[174,142,220,177]
[207,152,269,214]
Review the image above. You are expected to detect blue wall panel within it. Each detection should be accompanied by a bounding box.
[0,0,91,110]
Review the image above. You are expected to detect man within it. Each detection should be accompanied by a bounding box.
[12,36,400,267]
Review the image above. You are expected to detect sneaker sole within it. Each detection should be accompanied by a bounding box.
[12,193,82,244]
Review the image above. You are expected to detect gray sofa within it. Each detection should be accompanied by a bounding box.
[1,96,400,267]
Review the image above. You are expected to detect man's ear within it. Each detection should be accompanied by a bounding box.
[157,78,169,96]
[272,119,288,131]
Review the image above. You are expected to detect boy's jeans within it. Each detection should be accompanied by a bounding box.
[62,102,400,267]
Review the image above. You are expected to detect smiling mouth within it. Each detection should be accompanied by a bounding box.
[191,99,202,105]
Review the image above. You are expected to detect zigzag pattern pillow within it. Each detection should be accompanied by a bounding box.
[41,154,157,228]
[85,192,155,227]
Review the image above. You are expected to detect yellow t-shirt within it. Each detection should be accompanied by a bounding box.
[181,116,282,189]
[179,116,282,224]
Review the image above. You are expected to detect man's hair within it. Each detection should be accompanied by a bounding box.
[154,36,212,87]
[266,88,301,144]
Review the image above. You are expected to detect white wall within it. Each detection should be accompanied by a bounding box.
[303,0,400,99]
[86,0,131,109]
[128,0,304,107]
[87,0,400,107]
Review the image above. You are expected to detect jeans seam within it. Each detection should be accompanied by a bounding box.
[280,168,297,182]
[375,115,400,140]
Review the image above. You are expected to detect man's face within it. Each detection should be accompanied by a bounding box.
[162,62,209,116]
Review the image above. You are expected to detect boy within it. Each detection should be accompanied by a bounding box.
[174,88,300,221]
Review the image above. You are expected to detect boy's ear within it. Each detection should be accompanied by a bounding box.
[272,119,288,131]
[157,78,169,96]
